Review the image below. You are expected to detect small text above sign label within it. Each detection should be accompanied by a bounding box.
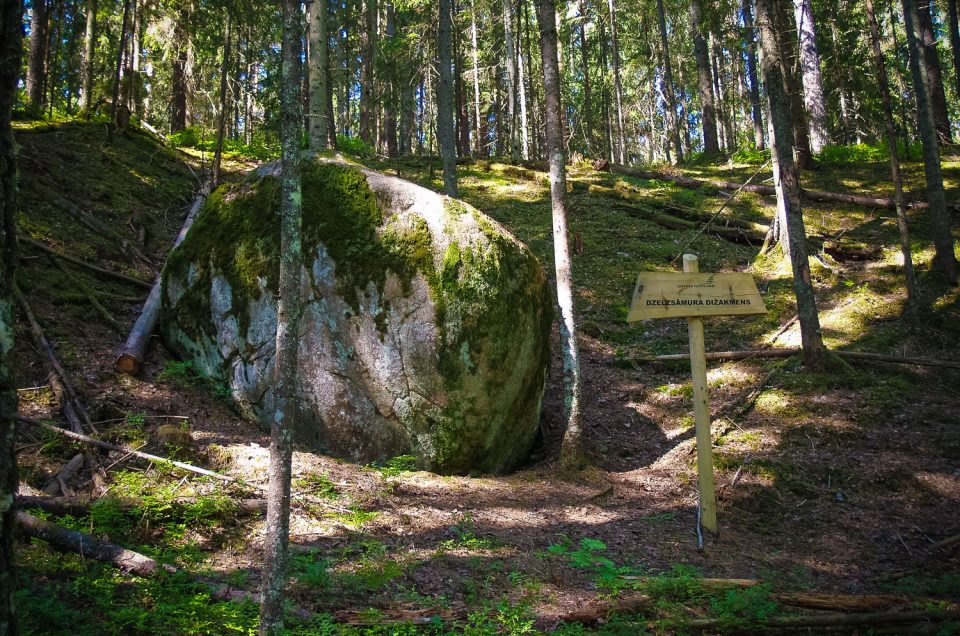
[627,272,767,321]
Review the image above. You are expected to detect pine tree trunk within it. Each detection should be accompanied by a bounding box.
[742,0,765,149]
[756,0,825,369]
[359,0,377,144]
[308,0,329,150]
[948,0,960,98]
[503,0,520,161]
[517,5,531,161]
[26,0,48,113]
[471,0,483,156]
[916,0,952,143]
[383,1,397,157]
[438,0,458,196]
[903,0,959,283]
[260,1,303,634]
[212,11,231,185]
[0,1,22,630]
[608,0,626,163]
[690,0,719,155]
[325,2,337,148]
[170,6,189,134]
[577,0,593,154]
[454,16,471,158]
[866,0,918,305]
[80,0,97,113]
[793,0,829,152]
[110,0,131,132]
[656,0,683,161]
[773,0,812,169]
[536,0,584,470]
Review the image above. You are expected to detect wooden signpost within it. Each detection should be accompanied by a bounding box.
[628,255,766,536]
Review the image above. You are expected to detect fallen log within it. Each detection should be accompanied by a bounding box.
[116,181,211,375]
[41,453,85,496]
[772,591,929,612]
[610,165,932,211]
[17,415,260,492]
[16,494,267,517]
[559,593,651,626]
[686,609,960,631]
[21,237,152,289]
[14,511,300,614]
[49,257,125,334]
[610,202,764,245]
[629,349,960,369]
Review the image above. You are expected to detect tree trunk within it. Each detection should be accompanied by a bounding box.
[948,0,960,99]
[212,11,232,185]
[26,0,48,113]
[903,0,959,283]
[577,0,593,154]
[742,0,765,149]
[0,1,23,632]
[690,0,719,155]
[170,6,189,134]
[79,0,97,113]
[773,0,812,169]
[503,0,520,161]
[536,0,584,470]
[260,0,303,633]
[608,0,626,163]
[110,0,131,133]
[517,4,531,161]
[470,0,483,156]
[756,0,826,369]
[438,0,458,195]
[454,15,471,158]
[359,0,377,144]
[793,0,829,152]
[916,0,952,143]
[866,0,919,305]
[308,0,329,150]
[656,0,683,161]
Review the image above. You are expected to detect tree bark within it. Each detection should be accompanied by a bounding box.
[170,5,189,134]
[772,0,812,169]
[504,0,520,161]
[607,0,626,163]
[792,0,829,152]
[916,0,952,143]
[756,0,825,369]
[470,0,482,156]
[260,0,303,633]
[577,0,593,154]
[866,0,918,305]
[536,0,584,470]
[690,0,719,155]
[358,0,377,145]
[742,0,765,149]
[109,0,131,134]
[438,0,458,196]
[0,1,22,632]
[80,0,97,113]
[656,0,683,162]
[948,0,960,99]
[212,11,232,185]
[904,0,959,283]
[26,0,48,113]
[308,0,329,150]
[454,14,471,158]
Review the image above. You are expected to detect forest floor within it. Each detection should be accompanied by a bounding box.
[10,120,960,635]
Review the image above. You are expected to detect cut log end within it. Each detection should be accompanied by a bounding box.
[115,352,140,375]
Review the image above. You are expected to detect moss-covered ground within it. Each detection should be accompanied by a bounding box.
[11,119,960,634]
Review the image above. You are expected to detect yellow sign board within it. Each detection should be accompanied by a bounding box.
[627,272,767,321]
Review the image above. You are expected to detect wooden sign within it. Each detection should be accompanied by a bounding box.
[627,272,766,322]
[626,256,767,539]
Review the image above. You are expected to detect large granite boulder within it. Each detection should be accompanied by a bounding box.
[160,158,551,474]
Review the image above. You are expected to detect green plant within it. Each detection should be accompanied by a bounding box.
[290,551,332,590]
[370,454,419,477]
[337,134,375,158]
[547,537,640,591]
[441,513,499,551]
[710,584,778,631]
[294,471,340,499]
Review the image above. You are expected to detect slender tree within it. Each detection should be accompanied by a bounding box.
[903,0,959,283]
[866,0,918,306]
[656,0,683,161]
[79,0,97,113]
[607,0,626,163]
[0,0,21,633]
[307,0,329,150]
[438,0,457,196]
[260,0,303,632]
[793,0,829,152]
[504,0,521,161]
[742,0,765,150]
[536,0,584,469]
[212,11,232,184]
[110,0,132,132]
[26,0,49,113]
[170,4,189,133]
[756,0,825,369]
[690,0,719,155]
[948,0,960,99]
[359,0,378,145]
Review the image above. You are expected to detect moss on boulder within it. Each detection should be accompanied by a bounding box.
[161,158,551,474]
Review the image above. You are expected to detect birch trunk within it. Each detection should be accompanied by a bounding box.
[260,0,303,632]
[0,0,22,630]
[438,0,458,196]
[792,0,829,153]
[689,0,718,155]
[536,0,584,470]
[656,0,683,162]
[903,0,959,283]
[866,0,918,305]
[756,0,825,369]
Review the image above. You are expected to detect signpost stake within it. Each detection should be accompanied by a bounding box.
[683,254,718,535]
